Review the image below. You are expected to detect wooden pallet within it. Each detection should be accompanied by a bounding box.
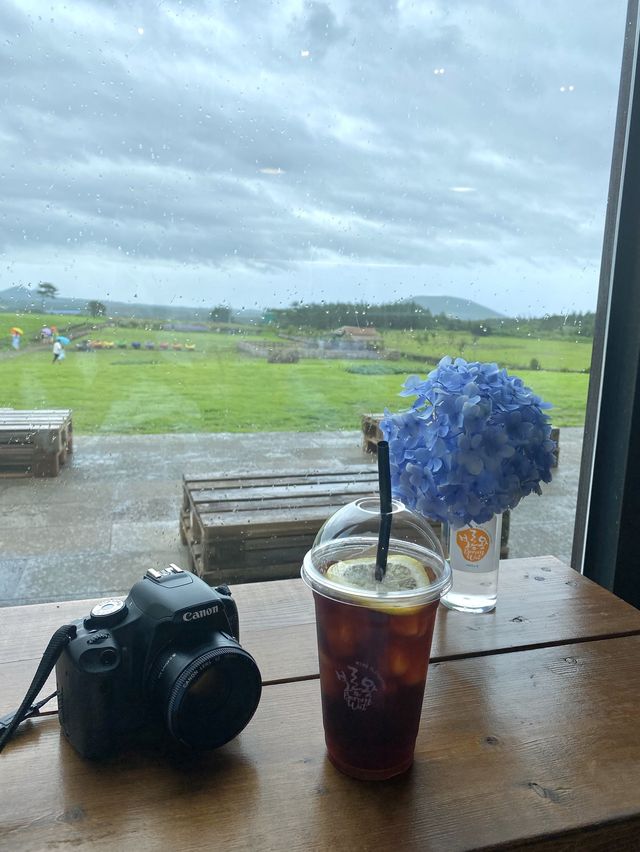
[181,466,391,583]
[0,409,73,477]
[179,465,509,585]
[361,412,385,454]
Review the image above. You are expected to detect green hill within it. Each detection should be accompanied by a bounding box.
[0,285,261,324]
[406,295,506,320]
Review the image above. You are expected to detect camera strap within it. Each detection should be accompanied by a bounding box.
[0,624,77,754]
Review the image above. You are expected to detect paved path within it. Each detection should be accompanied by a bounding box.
[0,429,582,607]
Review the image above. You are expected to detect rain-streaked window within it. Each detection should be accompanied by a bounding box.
[0,1,628,604]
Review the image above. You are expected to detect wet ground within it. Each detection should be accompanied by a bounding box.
[0,429,582,607]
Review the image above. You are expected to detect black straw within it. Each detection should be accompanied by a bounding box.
[375,441,393,581]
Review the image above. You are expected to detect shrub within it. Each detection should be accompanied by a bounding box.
[267,349,300,363]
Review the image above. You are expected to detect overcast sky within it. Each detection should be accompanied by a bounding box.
[0,0,628,317]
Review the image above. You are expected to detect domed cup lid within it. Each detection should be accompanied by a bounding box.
[301,497,452,607]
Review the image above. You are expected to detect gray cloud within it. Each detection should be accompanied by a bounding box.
[0,0,629,314]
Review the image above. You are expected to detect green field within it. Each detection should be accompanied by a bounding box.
[383,329,593,373]
[0,311,108,350]
[0,318,591,432]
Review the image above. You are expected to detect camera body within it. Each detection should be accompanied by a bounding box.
[56,565,262,759]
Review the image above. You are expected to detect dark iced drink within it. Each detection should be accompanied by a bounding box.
[302,539,450,780]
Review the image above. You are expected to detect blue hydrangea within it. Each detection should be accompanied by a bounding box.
[380,357,556,528]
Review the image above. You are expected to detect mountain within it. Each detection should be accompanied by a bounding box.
[406,295,506,321]
[0,285,88,313]
[0,284,503,324]
[0,286,262,324]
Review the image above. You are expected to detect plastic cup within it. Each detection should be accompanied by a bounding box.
[302,508,451,781]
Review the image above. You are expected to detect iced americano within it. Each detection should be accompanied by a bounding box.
[301,498,451,781]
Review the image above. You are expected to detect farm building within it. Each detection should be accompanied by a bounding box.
[331,326,382,350]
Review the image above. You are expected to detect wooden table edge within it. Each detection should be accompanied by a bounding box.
[478,811,640,851]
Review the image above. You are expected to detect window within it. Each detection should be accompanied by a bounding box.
[0,1,632,605]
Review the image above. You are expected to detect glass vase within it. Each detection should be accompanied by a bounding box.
[441,514,502,613]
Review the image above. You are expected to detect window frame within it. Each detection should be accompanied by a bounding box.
[572,0,640,608]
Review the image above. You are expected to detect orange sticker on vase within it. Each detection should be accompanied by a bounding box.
[455,528,490,562]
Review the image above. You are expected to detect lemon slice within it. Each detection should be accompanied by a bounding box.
[326,554,429,593]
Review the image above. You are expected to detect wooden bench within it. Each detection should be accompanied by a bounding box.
[180,465,509,585]
[180,466,380,583]
[0,408,73,477]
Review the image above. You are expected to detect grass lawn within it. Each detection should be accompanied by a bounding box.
[0,311,109,350]
[1,329,589,431]
[382,329,593,373]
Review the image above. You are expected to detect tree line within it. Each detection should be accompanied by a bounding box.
[20,284,595,338]
[269,301,448,331]
[266,301,596,338]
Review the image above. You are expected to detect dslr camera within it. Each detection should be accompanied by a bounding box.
[55,565,262,759]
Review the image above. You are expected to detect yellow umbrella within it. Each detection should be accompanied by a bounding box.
[10,327,24,335]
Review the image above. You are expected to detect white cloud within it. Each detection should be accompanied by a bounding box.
[0,0,629,315]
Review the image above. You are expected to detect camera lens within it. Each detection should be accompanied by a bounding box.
[152,641,262,750]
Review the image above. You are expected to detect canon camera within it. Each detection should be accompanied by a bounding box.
[55,565,262,759]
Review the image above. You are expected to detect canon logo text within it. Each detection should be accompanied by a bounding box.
[183,606,218,622]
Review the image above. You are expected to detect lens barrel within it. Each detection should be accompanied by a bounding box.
[153,638,262,750]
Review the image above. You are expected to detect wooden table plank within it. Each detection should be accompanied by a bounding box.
[183,465,377,487]
[1,636,639,851]
[0,424,68,431]
[0,414,72,428]
[0,408,72,414]
[194,491,379,518]
[0,416,71,424]
[2,557,640,708]
[190,480,378,503]
[196,504,360,534]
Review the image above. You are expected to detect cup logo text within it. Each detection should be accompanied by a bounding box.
[336,662,383,711]
[455,527,491,562]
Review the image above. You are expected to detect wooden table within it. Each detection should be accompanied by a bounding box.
[1,556,640,850]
